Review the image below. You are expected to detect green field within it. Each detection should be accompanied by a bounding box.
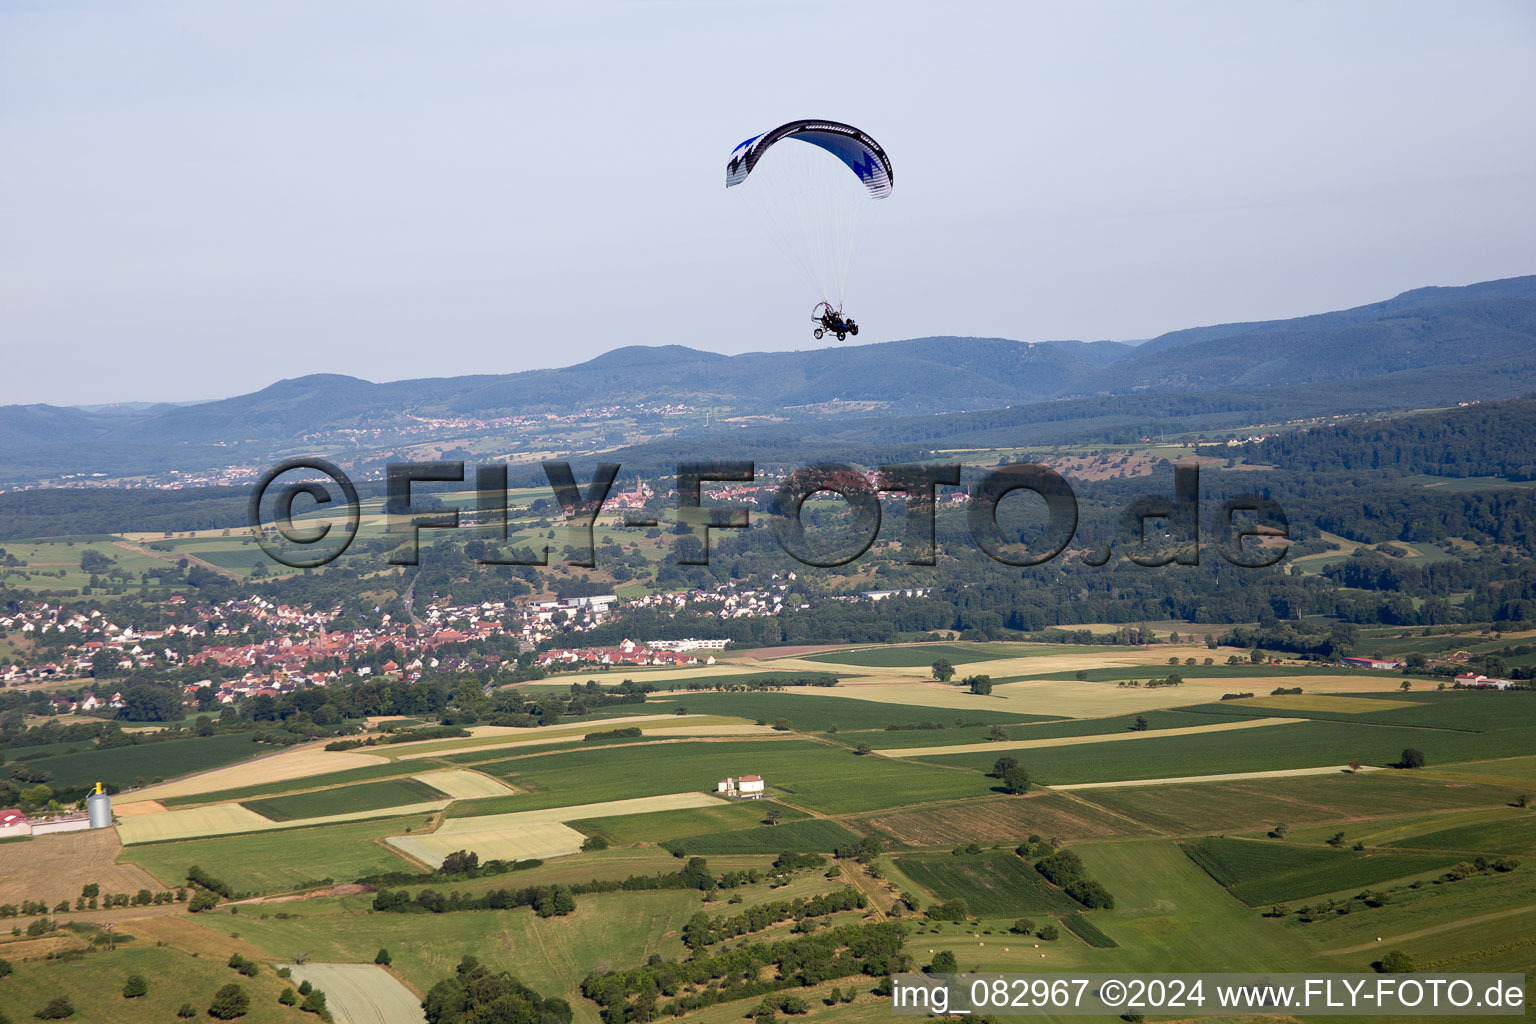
[1181,836,1459,905]
[242,776,447,821]
[15,733,268,790]
[1077,772,1524,835]
[568,800,807,845]
[894,851,1079,915]
[662,818,861,855]
[157,760,430,807]
[926,717,1536,785]
[1387,811,1536,856]
[120,814,430,892]
[637,690,1053,732]
[457,740,999,816]
[1071,839,1318,971]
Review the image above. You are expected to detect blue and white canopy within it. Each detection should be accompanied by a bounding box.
[726,119,894,199]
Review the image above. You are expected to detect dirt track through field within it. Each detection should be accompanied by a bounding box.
[1050,764,1385,791]
[1318,903,1536,957]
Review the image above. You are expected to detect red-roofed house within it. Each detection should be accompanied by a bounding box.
[0,809,30,838]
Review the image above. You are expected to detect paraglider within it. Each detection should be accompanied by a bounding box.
[726,119,892,338]
[812,301,858,341]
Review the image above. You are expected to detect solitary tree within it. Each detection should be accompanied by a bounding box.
[1377,950,1415,973]
[122,974,148,998]
[988,724,1008,742]
[765,807,783,826]
[931,659,955,683]
[1133,716,1149,732]
[854,743,872,756]
[969,675,993,695]
[375,948,392,966]
[1400,748,1426,769]
[1000,766,1030,795]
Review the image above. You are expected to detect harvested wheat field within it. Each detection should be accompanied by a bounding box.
[283,963,428,1024]
[0,828,163,905]
[881,717,1300,757]
[410,769,516,800]
[112,800,168,817]
[386,792,726,868]
[124,745,387,801]
[389,820,586,868]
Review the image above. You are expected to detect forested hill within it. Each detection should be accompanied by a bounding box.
[1,275,1534,485]
[1242,398,1536,480]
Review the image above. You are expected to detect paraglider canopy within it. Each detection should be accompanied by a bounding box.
[726,119,894,199]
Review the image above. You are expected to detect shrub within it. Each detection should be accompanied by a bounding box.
[1377,950,1415,973]
[1010,918,1035,934]
[208,983,250,1019]
[926,950,958,974]
[279,988,298,1006]
[176,1005,196,1018]
[122,974,148,998]
[1038,924,1059,941]
[375,947,392,966]
[34,997,75,1019]
[580,835,609,852]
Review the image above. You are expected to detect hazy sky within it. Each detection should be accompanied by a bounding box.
[4,1,1535,406]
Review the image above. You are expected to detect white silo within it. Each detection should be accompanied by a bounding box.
[86,782,112,829]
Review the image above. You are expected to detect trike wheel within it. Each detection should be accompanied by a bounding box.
[836,331,847,341]
[813,328,824,340]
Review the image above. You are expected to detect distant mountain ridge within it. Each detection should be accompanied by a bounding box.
[3,275,1535,481]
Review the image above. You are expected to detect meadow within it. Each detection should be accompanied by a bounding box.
[0,944,298,1024]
